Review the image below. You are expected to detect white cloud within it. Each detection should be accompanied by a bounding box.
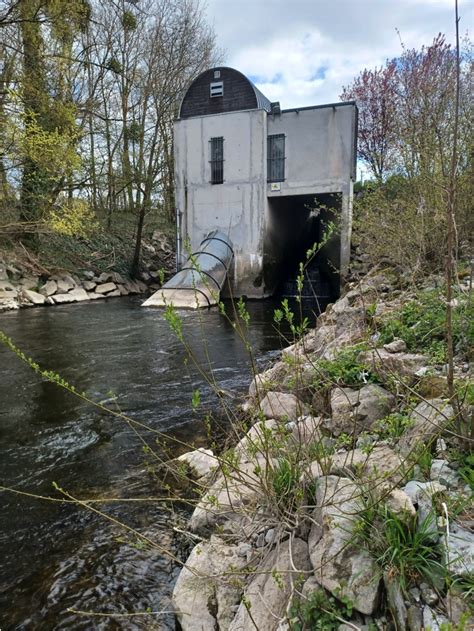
[205,0,472,107]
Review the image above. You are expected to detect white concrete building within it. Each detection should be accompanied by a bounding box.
[174,66,357,300]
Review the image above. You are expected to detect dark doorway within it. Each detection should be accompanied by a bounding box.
[263,192,342,301]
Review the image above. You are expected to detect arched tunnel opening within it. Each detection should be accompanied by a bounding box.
[263,193,342,303]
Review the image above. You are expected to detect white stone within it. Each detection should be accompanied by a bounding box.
[330,384,396,437]
[52,292,76,304]
[95,282,117,294]
[21,289,45,305]
[229,538,311,631]
[259,391,307,421]
[106,289,121,297]
[398,399,454,455]
[308,476,380,615]
[82,280,96,291]
[177,448,216,479]
[172,536,247,631]
[383,339,407,353]
[67,288,90,302]
[443,523,474,578]
[39,280,57,296]
[430,459,461,488]
[56,276,75,293]
[19,276,40,290]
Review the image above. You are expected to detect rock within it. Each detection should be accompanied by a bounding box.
[359,348,428,384]
[97,272,113,283]
[21,289,45,305]
[135,279,148,292]
[407,605,423,631]
[442,522,474,578]
[106,289,121,297]
[39,280,58,296]
[87,292,105,300]
[384,572,407,631]
[51,288,89,304]
[385,489,416,525]
[403,480,446,541]
[234,418,281,460]
[0,280,17,295]
[56,280,71,293]
[446,587,474,627]
[52,292,77,304]
[422,605,448,631]
[19,276,40,290]
[95,282,117,294]
[383,339,407,353]
[67,288,90,302]
[82,270,94,280]
[189,455,272,535]
[331,446,404,486]
[82,280,96,291]
[118,284,129,296]
[229,538,311,631]
[172,536,247,631]
[291,415,323,446]
[419,582,438,606]
[416,375,448,398]
[259,392,307,421]
[308,476,380,615]
[177,448,216,479]
[430,459,461,488]
[398,399,454,455]
[330,384,395,437]
[0,264,8,281]
[123,280,140,294]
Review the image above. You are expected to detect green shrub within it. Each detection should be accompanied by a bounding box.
[289,587,353,630]
[312,345,376,390]
[376,288,473,363]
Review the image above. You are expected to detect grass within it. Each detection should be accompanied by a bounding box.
[354,502,444,593]
[375,287,473,364]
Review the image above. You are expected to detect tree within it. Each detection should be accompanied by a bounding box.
[341,62,398,182]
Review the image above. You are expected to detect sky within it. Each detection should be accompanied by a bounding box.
[205,0,472,109]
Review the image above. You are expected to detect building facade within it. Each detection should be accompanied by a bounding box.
[174,67,357,299]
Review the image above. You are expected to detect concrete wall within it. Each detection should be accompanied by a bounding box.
[267,104,356,275]
[174,102,356,298]
[174,109,268,297]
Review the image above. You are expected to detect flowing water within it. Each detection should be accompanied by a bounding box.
[0,296,318,630]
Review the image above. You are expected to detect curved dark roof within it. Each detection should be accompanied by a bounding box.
[179,67,272,119]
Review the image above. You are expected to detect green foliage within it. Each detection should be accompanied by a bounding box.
[373,413,414,440]
[452,451,474,491]
[48,199,98,238]
[289,587,353,630]
[271,457,302,511]
[312,345,375,390]
[375,288,473,363]
[191,389,201,411]
[355,503,444,592]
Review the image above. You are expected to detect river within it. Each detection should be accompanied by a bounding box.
[0,296,317,630]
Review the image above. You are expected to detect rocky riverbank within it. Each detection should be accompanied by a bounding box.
[0,265,155,311]
[171,268,473,630]
[0,229,174,312]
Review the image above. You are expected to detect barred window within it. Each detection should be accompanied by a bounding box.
[267,134,285,182]
[210,137,224,184]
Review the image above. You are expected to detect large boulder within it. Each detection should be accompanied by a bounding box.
[398,399,454,455]
[358,348,428,384]
[259,392,308,421]
[229,538,311,631]
[308,476,381,615]
[39,280,58,296]
[172,536,247,631]
[95,282,117,295]
[329,384,396,437]
[442,523,474,578]
[189,454,272,535]
[21,288,45,305]
[309,446,404,487]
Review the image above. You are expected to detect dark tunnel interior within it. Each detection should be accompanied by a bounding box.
[263,193,342,301]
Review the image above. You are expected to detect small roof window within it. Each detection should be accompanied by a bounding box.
[210,81,224,98]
